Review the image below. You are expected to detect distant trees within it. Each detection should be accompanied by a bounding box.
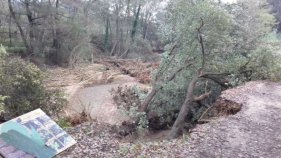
[1,0,164,65]
[6,0,67,62]
[100,0,163,59]
[268,0,281,32]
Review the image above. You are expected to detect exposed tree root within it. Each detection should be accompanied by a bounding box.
[198,98,242,124]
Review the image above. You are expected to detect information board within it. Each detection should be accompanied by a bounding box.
[0,109,76,158]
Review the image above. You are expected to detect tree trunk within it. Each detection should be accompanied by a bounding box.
[8,15,12,47]
[167,18,214,139]
[110,41,118,56]
[112,2,120,56]
[125,0,131,39]
[24,0,35,55]
[120,47,130,58]
[115,3,120,38]
[142,12,151,40]
[118,27,124,56]
[51,0,60,64]
[8,0,32,55]
[140,87,159,112]
[131,4,141,41]
[104,15,110,53]
[167,74,199,139]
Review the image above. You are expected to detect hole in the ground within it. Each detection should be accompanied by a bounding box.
[198,98,242,124]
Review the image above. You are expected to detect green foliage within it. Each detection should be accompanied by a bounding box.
[146,0,281,128]
[111,86,149,130]
[0,44,7,58]
[247,47,281,81]
[0,46,7,113]
[0,95,8,113]
[6,46,26,55]
[57,118,72,129]
[148,0,234,126]
[0,57,66,119]
[118,147,130,156]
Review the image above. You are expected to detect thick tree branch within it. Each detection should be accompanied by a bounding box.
[167,63,193,82]
[200,72,232,89]
[167,71,200,139]
[197,18,205,68]
[194,91,212,102]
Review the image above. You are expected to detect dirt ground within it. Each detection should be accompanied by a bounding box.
[176,81,281,157]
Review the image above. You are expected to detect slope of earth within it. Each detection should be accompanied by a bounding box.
[58,81,281,158]
[44,63,112,100]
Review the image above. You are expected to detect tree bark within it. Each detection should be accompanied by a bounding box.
[140,86,159,112]
[197,18,205,68]
[8,0,32,55]
[120,47,130,58]
[142,12,151,40]
[8,15,12,46]
[24,0,34,54]
[125,0,131,39]
[112,2,120,56]
[104,15,110,53]
[51,0,60,64]
[131,4,141,41]
[201,73,232,89]
[110,41,118,56]
[167,74,199,139]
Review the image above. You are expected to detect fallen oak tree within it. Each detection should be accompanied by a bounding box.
[139,17,233,138]
[167,69,212,139]
[113,0,279,139]
[167,17,231,139]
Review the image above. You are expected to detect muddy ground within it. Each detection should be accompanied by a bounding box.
[45,61,151,124]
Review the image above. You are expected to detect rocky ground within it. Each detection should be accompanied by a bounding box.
[57,81,281,158]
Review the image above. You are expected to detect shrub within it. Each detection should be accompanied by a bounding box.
[57,118,72,129]
[0,95,7,122]
[111,86,142,111]
[111,86,149,132]
[0,95,7,114]
[0,44,7,58]
[6,46,26,56]
[0,57,66,119]
[126,37,157,61]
